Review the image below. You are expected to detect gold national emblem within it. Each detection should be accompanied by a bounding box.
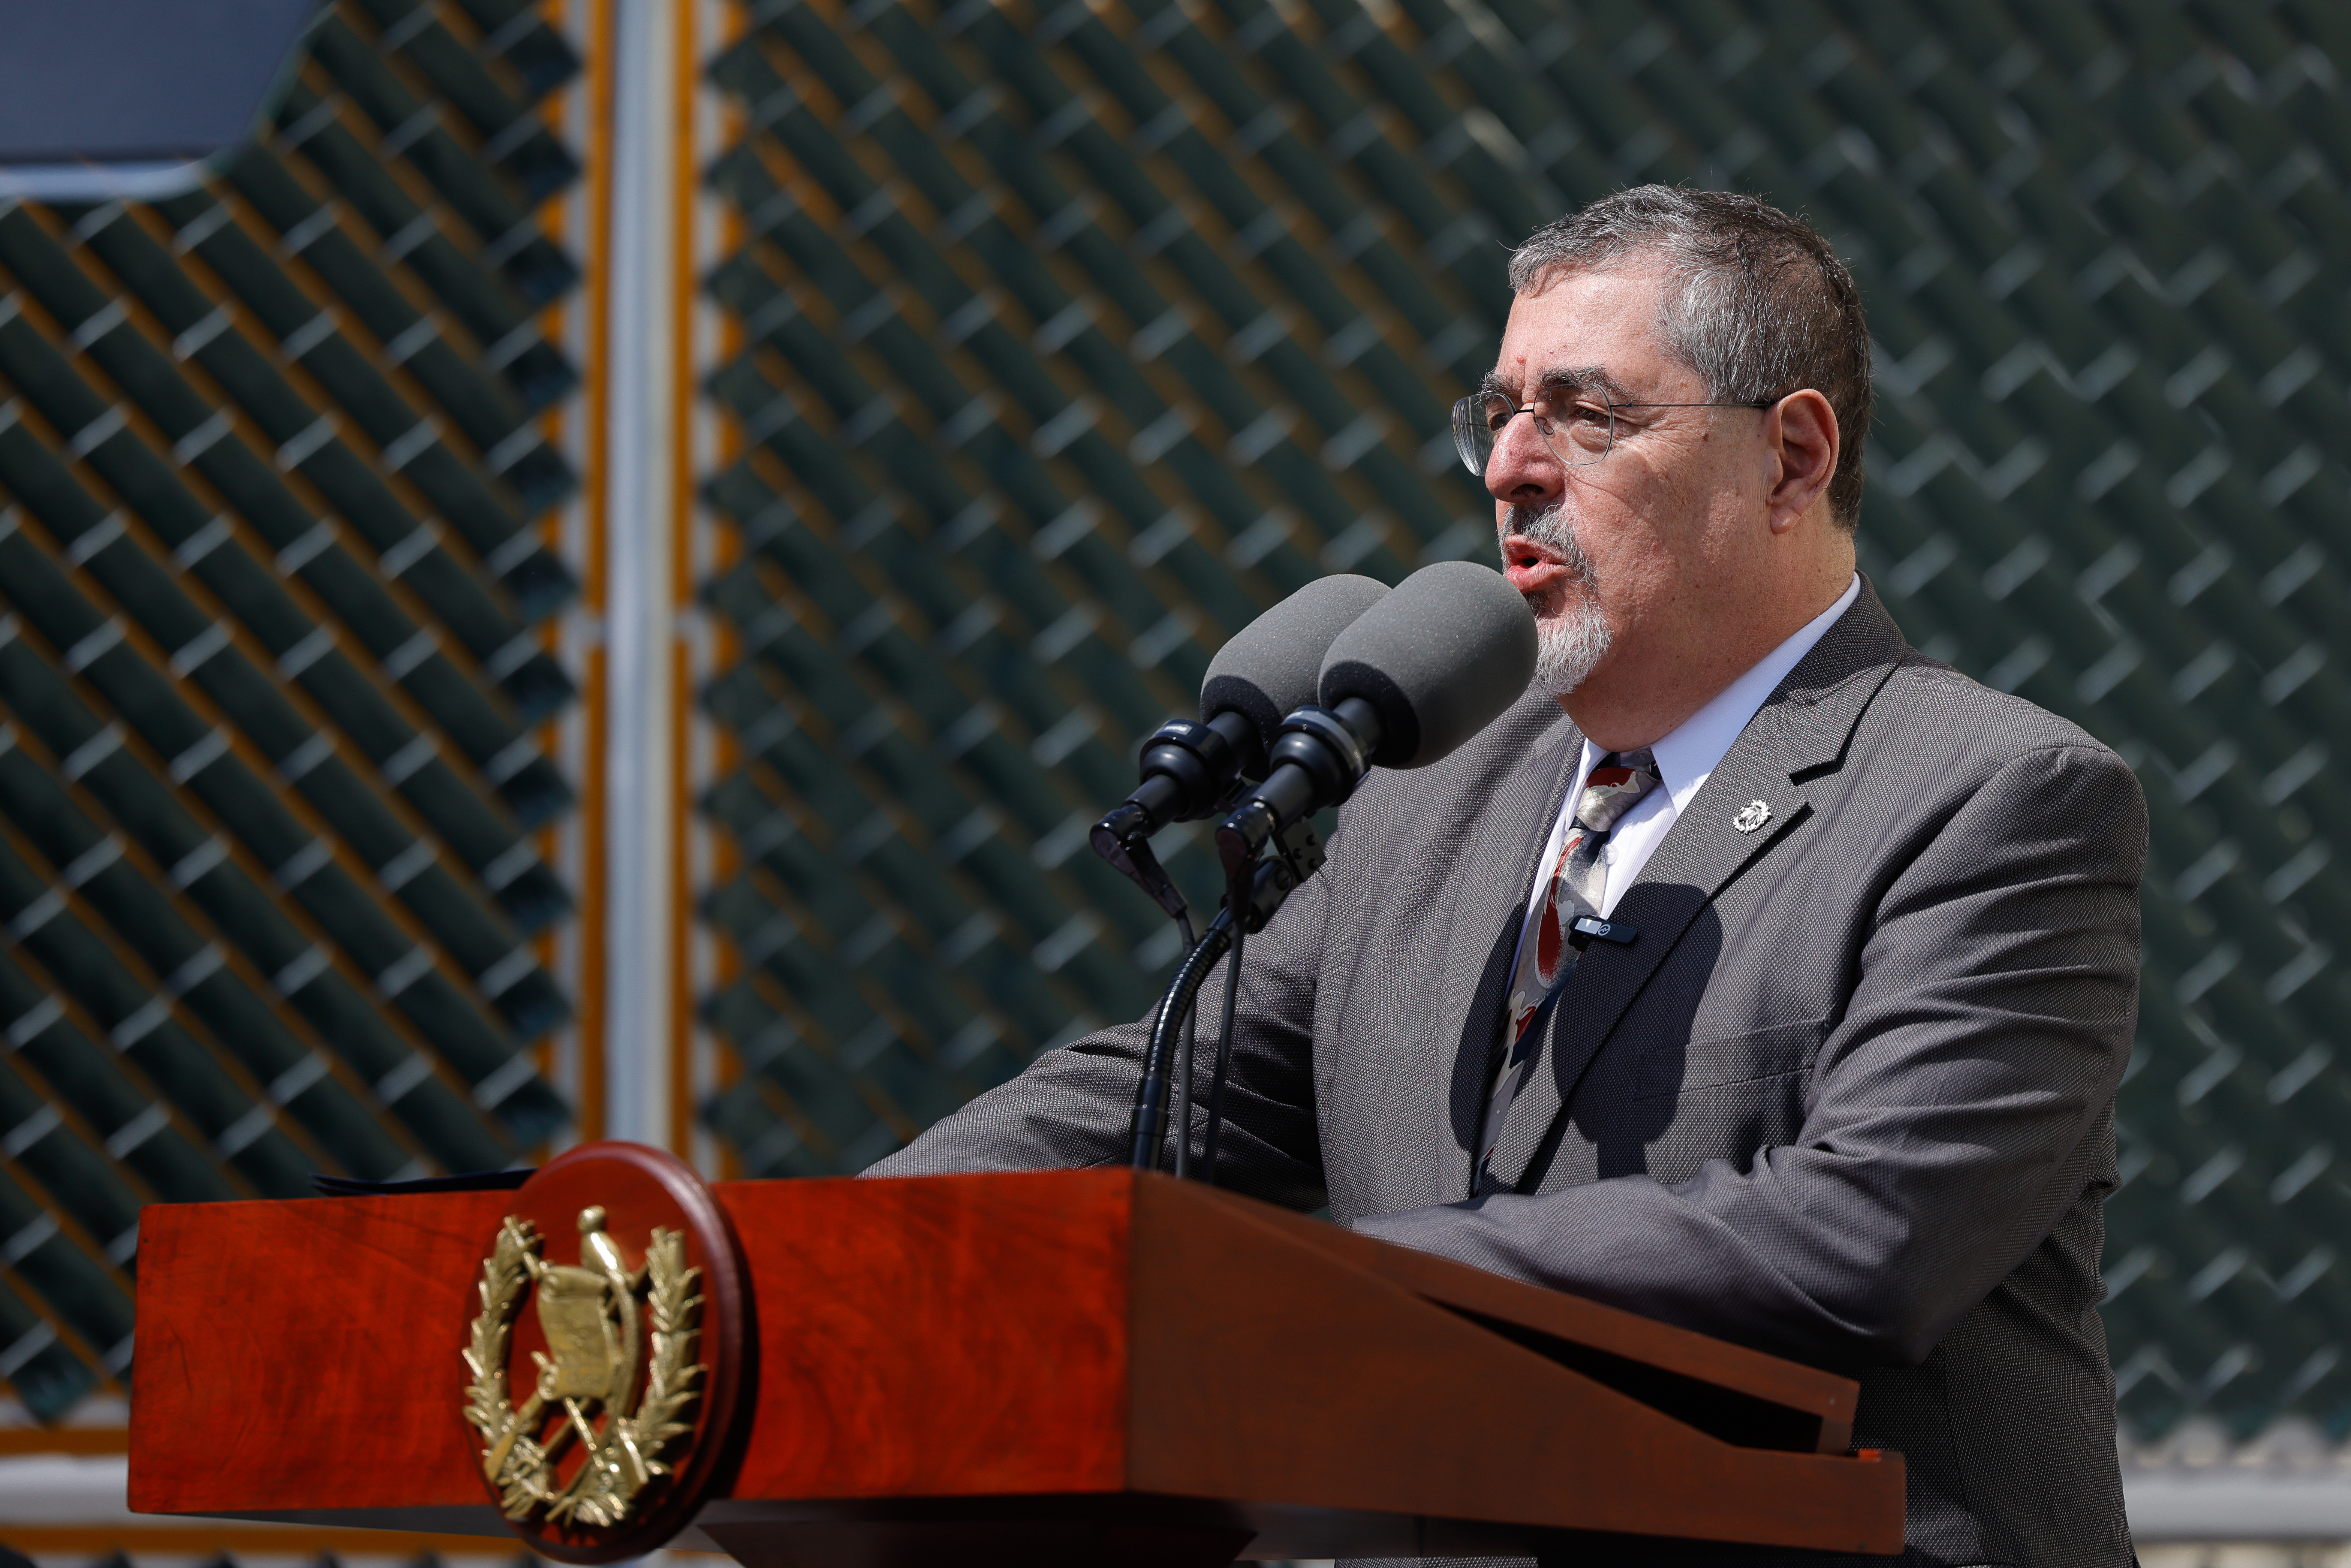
[463,1205,705,1529]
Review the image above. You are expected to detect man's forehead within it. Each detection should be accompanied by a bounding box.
[1494,272,1669,374]
[1495,270,1683,392]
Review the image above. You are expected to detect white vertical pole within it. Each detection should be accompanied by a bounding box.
[602,0,678,1149]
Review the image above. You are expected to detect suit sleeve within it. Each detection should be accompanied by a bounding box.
[1352,741,2147,1368]
[862,845,1331,1212]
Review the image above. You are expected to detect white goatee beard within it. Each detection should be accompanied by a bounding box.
[1505,502,1612,698]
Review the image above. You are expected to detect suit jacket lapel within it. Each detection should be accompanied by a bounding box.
[1430,700,1585,1201]
[1481,581,1912,1194]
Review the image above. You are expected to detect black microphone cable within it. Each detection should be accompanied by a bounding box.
[1198,862,1250,1183]
[1194,865,1250,1185]
[1168,904,1198,1179]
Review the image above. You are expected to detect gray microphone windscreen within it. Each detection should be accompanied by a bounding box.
[1317,560,1538,768]
[1200,573,1391,769]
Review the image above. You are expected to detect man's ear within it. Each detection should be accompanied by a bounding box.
[1765,389,1839,534]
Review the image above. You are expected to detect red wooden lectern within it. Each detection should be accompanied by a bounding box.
[128,1153,1903,1564]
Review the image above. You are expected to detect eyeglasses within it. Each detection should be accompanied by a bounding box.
[1450,391,1774,476]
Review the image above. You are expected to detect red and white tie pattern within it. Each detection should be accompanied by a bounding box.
[1482,749,1661,1164]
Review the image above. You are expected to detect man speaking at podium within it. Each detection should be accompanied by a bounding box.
[876,187,2145,1568]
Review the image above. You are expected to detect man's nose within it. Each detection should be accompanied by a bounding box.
[1484,407,1562,506]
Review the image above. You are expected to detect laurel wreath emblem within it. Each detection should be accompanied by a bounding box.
[463,1213,705,1529]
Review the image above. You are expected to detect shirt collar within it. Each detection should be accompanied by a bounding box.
[1590,574,1860,812]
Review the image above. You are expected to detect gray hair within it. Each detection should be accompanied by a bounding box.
[1507,186,1873,528]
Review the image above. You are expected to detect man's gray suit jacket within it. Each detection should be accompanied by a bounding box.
[873,580,2149,1568]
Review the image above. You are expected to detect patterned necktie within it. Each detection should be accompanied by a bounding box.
[1481,748,1662,1166]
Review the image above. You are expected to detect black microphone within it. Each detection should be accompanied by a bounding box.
[1092,574,1389,882]
[1214,561,1538,880]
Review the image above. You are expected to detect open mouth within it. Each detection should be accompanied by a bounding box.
[1502,533,1576,598]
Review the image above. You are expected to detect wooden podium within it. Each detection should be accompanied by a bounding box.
[127,1154,1904,1563]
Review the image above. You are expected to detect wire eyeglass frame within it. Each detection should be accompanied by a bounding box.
[1451,391,1775,476]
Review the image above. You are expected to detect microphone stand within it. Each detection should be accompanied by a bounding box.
[1095,774,1256,1179]
[1098,712,1345,1176]
[1128,907,1231,1170]
[1127,818,1325,1174]
[1093,816,1202,1175]
[1090,803,1201,1176]
[1201,817,1322,1182]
